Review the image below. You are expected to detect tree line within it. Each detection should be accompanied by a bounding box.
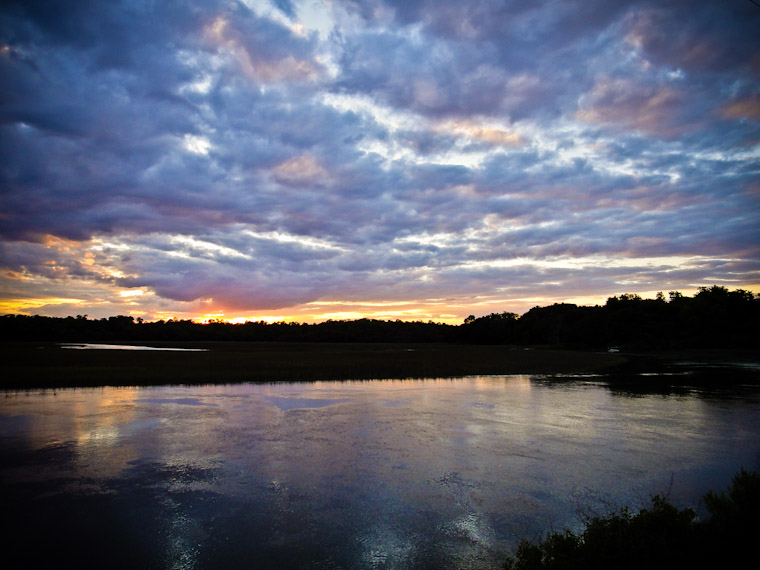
[460,286,758,349]
[1,286,757,349]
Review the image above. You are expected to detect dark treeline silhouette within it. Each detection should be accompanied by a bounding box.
[461,286,758,349]
[2,286,758,349]
[0,314,457,344]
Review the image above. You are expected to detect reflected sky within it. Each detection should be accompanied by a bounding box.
[2,377,760,569]
[60,343,209,351]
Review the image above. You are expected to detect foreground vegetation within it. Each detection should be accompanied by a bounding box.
[2,286,758,350]
[504,468,760,570]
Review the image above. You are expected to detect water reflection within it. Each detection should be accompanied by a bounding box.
[2,376,759,569]
[60,342,208,351]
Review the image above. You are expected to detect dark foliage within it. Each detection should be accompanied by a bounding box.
[0,314,457,343]
[462,286,759,349]
[503,468,760,570]
[460,311,519,344]
[1,286,758,349]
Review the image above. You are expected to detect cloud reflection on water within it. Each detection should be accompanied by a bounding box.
[1,376,759,569]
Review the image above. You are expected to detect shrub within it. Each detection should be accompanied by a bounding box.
[504,469,759,570]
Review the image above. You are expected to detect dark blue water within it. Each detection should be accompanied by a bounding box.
[2,376,759,569]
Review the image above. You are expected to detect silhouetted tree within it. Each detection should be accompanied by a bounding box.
[2,286,757,348]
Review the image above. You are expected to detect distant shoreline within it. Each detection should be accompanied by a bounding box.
[1,341,758,390]
[3,288,758,351]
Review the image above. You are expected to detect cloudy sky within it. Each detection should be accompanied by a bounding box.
[1,0,759,323]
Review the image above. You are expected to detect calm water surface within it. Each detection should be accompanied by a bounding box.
[2,376,760,569]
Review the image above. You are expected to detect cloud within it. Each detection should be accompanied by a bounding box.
[202,9,323,83]
[575,77,692,138]
[1,0,758,321]
[722,98,760,122]
[624,2,760,74]
[272,154,331,186]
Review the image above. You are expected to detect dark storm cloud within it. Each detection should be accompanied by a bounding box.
[625,1,760,74]
[1,0,758,316]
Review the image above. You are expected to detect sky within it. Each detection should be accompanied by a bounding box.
[1,0,759,324]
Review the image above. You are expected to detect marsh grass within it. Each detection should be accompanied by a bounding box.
[0,342,627,388]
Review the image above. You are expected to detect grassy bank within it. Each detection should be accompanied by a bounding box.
[0,341,628,389]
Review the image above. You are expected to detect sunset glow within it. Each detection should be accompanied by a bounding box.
[1,1,758,322]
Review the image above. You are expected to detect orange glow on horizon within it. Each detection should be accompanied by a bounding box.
[3,283,758,325]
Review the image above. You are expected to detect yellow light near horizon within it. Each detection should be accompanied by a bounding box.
[0,297,85,314]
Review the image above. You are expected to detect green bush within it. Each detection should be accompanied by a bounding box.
[504,469,759,570]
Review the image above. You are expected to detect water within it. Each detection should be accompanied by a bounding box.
[2,376,759,569]
[60,342,208,351]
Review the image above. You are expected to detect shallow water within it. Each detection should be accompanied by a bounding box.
[60,342,208,351]
[2,376,759,569]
